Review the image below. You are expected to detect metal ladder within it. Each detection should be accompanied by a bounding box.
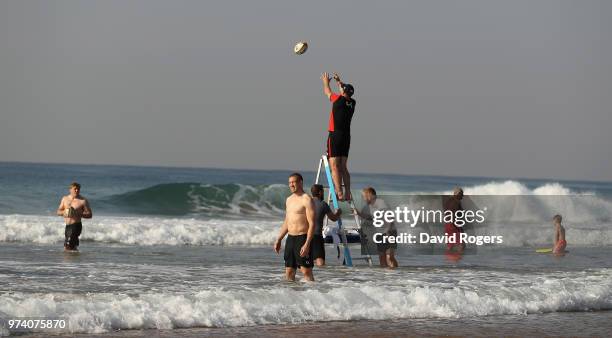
[315,155,373,266]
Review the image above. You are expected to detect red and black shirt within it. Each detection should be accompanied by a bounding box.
[328,93,356,133]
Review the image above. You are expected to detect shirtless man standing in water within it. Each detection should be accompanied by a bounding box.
[56,182,92,251]
[273,173,316,281]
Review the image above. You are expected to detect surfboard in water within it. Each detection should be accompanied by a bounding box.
[322,156,353,266]
[536,248,569,254]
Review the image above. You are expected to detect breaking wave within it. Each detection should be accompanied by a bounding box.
[102,183,288,217]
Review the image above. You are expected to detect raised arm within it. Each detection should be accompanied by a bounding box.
[333,73,344,90]
[321,72,333,99]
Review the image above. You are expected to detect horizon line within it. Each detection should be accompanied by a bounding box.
[1,160,610,185]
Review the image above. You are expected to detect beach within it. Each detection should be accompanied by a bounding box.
[14,312,612,337]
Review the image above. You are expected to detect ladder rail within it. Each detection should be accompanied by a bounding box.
[315,158,323,185]
[320,155,353,266]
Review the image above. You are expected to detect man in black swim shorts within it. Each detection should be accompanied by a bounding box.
[273,173,316,281]
[321,72,356,201]
[57,182,92,251]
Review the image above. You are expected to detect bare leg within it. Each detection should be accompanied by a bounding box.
[386,249,399,269]
[329,157,344,200]
[553,241,566,254]
[285,267,296,281]
[447,245,464,254]
[378,253,388,267]
[315,258,325,267]
[300,267,315,282]
[340,157,351,200]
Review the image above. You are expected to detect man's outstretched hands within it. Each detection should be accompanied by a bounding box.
[321,72,331,83]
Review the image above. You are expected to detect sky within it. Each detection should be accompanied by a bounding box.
[0,0,610,181]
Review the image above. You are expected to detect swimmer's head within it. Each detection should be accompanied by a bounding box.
[311,184,324,200]
[69,182,81,196]
[553,214,562,224]
[362,187,377,204]
[453,186,464,200]
[288,173,304,193]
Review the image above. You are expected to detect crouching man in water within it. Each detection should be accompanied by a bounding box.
[56,182,92,251]
[274,173,316,281]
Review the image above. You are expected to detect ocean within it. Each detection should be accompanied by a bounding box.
[1,162,611,337]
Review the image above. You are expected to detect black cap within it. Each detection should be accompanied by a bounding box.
[342,83,354,96]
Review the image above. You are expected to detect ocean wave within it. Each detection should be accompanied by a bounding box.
[72,180,612,222]
[394,180,612,231]
[101,183,288,217]
[2,181,612,247]
[1,271,611,334]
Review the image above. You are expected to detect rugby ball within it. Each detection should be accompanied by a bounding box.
[294,41,308,55]
[63,207,76,218]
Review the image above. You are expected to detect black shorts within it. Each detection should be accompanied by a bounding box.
[311,234,325,260]
[64,222,82,250]
[376,229,398,254]
[327,131,351,158]
[284,234,313,268]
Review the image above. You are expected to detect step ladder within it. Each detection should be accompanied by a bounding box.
[315,155,373,266]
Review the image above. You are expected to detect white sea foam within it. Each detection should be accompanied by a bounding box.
[403,180,593,196]
[456,181,612,245]
[0,215,278,246]
[389,181,612,246]
[1,271,611,334]
[388,181,610,222]
[463,180,578,196]
[2,210,612,247]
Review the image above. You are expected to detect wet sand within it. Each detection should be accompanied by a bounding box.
[17,311,612,337]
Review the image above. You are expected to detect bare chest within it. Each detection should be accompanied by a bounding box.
[65,198,85,210]
[286,198,306,217]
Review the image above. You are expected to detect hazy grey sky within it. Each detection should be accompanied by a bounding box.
[1,0,610,181]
